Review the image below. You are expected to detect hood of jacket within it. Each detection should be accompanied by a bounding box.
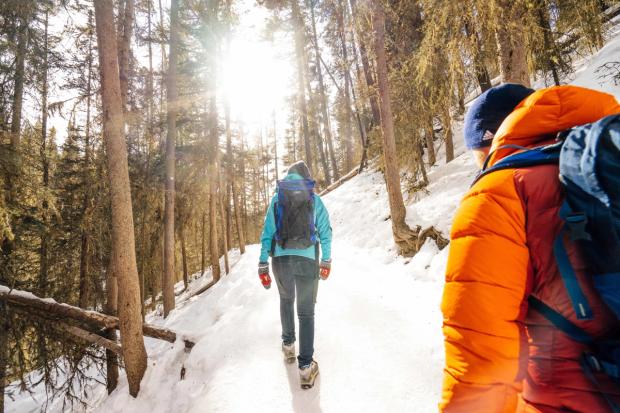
[488,85,620,166]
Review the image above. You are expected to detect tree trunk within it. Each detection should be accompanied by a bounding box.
[0,300,7,413]
[537,0,561,86]
[495,0,530,87]
[80,11,95,311]
[94,0,147,397]
[10,16,28,149]
[225,103,235,254]
[291,0,313,171]
[39,10,50,303]
[209,190,221,282]
[425,118,436,166]
[224,0,234,252]
[464,20,492,92]
[56,323,122,355]
[346,37,369,171]
[240,134,249,243]
[232,181,246,254]
[0,287,193,346]
[201,212,206,273]
[219,173,230,275]
[138,0,155,317]
[372,1,418,255]
[206,0,222,282]
[104,259,119,393]
[442,110,454,163]
[349,0,381,128]
[303,51,331,185]
[180,225,189,290]
[117,0,134,114]
[163,0,180,318]
[311,3,339,180]
[272,110,279,182]
[337,0,354,172]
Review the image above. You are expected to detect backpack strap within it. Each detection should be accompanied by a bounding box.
[581,354,620,413]
[553,224,593,320]
[472,142,562,187]
[527,296,593,344]
[530,296,620,412]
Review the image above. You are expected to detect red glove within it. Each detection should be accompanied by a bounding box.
[319,260,331,280]
[258,262,271,289]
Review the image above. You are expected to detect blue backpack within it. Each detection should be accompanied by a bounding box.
[272,178,318,251]
[476,114,620,411]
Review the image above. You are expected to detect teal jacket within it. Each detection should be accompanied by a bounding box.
[259,173,332,263]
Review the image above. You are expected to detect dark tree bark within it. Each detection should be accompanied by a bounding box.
[10,15,28,149]
[0,301,8,413]
[425,118,436,166]
[117,0,134,113]
[464,20,492,92]
[495,0,531,86]
[94,0,147,397]
[180,225,189,290]
[441,110,454,163]
[219,171,230,275]
[201,212,206,273]
[291,0,314,171]
[349,0,381,128]
[38,10,50,301]
[337,0,354,172]
[207,0,222,283]
[310,2,339,180]
[163,0,180,318]
[0,287,192,346]
[138,0,155,317]
[104,259,119,393]
[372,1,418,255]
[537,0,561,86]
[79,10,96,310]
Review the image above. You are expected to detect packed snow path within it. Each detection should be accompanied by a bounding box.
[120,243,445,413]
[94,166,473,413]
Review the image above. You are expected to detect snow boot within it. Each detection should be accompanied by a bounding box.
[299,360,319,389]
[282,342,296,364]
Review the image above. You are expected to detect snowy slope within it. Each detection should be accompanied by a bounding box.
[9,20,620,413]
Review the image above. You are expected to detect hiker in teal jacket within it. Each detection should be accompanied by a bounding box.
[257,160,332,389]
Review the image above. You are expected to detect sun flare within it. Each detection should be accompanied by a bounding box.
[220,26,293,127]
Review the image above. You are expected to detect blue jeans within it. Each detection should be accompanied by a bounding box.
[272,255,319,368]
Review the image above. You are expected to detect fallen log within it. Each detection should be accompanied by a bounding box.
[0,286,194,349]
[190,280,217,298]
[55,322,123,355]
[319,167,360,196]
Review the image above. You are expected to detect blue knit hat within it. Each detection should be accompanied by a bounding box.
[464,83,535,149]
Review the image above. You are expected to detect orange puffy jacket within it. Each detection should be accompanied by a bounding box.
[440,85,620,413]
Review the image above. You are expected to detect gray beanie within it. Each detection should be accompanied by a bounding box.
[287,160,312,179]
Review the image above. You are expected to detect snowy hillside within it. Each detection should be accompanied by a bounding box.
[8,18,620,413]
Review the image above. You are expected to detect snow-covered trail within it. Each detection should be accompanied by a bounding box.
[99,244,446,413]
[93,167,462,413]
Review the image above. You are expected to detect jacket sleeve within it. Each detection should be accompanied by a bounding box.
[440,169,530,413]
[259,195,277,263]
[314,195,332,261]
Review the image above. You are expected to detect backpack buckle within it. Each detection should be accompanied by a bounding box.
[559,202,592,241]
[564,212,592,241]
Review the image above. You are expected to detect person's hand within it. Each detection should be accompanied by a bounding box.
[258,262,271,289]
[319,260,331,280]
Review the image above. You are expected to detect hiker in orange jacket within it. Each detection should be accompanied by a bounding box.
[440,84,620,412]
